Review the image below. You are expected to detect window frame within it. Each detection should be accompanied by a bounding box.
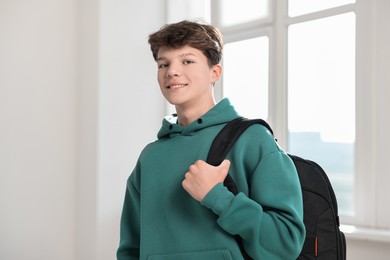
[164,0,390,235]
[211,0,383,229]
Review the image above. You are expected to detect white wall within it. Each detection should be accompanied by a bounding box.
[95,0,165,259]
[76,0,165,259]
[347,239,390,259]
[1,0,390,259]
[0,0,164,259]
[0,1,78,259]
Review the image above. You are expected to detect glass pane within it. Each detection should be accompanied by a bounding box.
[223,37,269,120]
[289,0,356,17]
[219,0,268,27]
[288,13,356,216]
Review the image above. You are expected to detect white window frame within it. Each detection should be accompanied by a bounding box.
[165,0,390,241]
[211,0,390,236]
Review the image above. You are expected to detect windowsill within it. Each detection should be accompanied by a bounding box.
[341,225,390,243]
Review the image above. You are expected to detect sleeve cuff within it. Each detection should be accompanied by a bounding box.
[201,183,235,216]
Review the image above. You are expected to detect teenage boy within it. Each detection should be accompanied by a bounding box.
[117,20,305,260]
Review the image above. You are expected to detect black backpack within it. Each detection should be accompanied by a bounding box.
[206,117,347,260]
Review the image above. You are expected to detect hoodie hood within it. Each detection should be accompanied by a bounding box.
[157,98,240,139]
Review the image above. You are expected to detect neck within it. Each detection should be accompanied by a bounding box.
[175,98,216,127]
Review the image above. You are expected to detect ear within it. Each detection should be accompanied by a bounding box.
[210,64,222,85]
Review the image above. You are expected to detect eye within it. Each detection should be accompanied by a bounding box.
[158,63,168,69]
[183,60,194,65]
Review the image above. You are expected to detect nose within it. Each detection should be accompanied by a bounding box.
[167,62,181,78]
[167,71,179,78]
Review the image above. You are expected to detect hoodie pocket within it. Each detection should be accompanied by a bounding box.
[147,249,233,260]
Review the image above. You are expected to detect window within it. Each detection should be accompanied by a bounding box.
[217,0,268,27]
[223,37,269,120]
[288,13,356,216]
[215,1,357,218]
[289,0,356,17]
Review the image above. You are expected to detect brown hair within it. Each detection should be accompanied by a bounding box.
[148,20,223,66]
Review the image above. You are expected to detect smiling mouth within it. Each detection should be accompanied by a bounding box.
[167,84,188,89]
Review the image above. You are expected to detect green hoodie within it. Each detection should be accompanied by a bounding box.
[117,99,305,260]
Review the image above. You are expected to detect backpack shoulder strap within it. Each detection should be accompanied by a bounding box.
[206,117,273,260]
[206,117,274,194]
[207,117,273,166]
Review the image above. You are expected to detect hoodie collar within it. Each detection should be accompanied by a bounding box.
[157,98,240,139]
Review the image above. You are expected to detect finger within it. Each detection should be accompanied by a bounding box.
[194,160,205,166]
[189,164,197,173]
[220,159,231,171]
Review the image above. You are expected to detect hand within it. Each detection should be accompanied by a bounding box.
[182,159,231,202]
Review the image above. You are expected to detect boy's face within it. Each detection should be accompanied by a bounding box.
[156,45,222,109]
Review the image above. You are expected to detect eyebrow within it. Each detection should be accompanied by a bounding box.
[157,53,196,61]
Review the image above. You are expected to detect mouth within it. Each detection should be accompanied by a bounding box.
[167,84,188,89]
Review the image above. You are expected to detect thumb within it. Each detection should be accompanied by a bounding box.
[219,159,231,171]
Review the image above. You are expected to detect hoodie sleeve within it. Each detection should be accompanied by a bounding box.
[117,165,141,260]
[201,129,306,259]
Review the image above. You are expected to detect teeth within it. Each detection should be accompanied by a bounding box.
[169,84,186,89]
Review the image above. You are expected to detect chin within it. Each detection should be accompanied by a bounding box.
[163,96,186,107]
